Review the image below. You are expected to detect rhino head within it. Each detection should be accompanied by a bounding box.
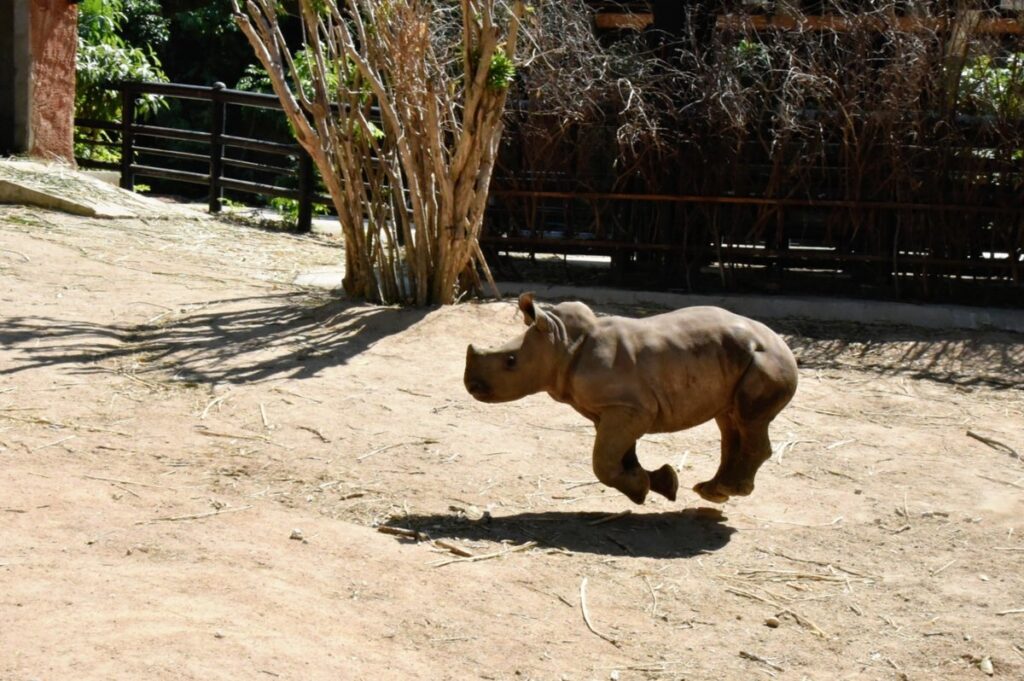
[464,293,568,403]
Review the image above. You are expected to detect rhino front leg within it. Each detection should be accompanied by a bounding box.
[592,409,659,505]
[624,444,679,502]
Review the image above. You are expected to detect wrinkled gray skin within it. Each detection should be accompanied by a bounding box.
[464,293,799,505]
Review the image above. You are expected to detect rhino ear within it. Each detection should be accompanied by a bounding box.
[518,292,537,326]
[518,292,552,333]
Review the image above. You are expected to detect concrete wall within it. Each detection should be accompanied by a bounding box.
[27,0,77,162]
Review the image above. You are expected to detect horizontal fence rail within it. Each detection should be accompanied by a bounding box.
[75,81,325,231]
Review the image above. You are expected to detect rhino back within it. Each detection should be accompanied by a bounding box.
[568,307,770,431]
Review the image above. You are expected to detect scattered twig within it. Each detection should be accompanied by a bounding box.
[737,568,872,584]
[434,540,474,558]
[375,525,475,559]
[200,392,232,419]
[930,559,957,577]
[883,656,908,680]
[739,651,784,673]
[259,403,270,429]
[31,435,76,451]
[967,430,1020,460]
[975,474,1024,490]
[772,439,815,463]
[431,541,537,568]
[138,505,252,524]
[643,575,659,618]
[376,525,427,540]
[996,608,1024,616]
[563,479,600,491]
[194,426,280,447]
[580,577,619,646]
[397,388,431,398]
[993,547,1024,552]
[725,587,827,638]
[81,475,175,490]
[745,514,843,528]
[588,510,631,526]
[272,387,323,404]
[112,369,165,391]
[0,248,30,262]
[756,547,869,577]
[358,439,436,461]
[297,425,330,442]
[0,413,129,436]
[111,483,141,498]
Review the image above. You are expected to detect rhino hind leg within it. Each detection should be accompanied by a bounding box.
[694,349,796,503]
[693,415,741,503]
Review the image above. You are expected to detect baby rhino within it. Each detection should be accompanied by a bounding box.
[464,294,798,505]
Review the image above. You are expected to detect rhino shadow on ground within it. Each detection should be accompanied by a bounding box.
[398,507,735,559]
[0,291,430,385]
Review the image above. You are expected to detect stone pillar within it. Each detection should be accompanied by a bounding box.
[28,0,77,162]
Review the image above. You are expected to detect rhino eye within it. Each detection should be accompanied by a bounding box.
[504,354,517,370]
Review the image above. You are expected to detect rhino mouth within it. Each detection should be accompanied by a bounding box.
[465,378,494,401]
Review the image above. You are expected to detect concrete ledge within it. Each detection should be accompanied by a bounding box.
[497,281,1024,333]
[0,159,199,219]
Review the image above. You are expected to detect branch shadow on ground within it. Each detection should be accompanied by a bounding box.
[0,291,431,385]
[774,320,1024,389]
[398,507,735,559]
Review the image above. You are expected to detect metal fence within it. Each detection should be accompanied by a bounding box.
[75,81,327,231]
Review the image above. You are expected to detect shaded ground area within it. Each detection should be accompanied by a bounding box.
[2,205,1023,680]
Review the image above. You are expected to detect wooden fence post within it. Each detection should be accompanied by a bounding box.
[119,85,136,191]
[297,149,314,233]
[208,82,226,214]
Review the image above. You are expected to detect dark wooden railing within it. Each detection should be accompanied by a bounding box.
[75,81,326,231]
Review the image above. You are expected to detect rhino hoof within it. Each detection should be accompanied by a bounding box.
[692,480,730,504]
[650,464,679,502]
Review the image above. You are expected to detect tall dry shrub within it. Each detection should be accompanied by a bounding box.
[230,0,527,304]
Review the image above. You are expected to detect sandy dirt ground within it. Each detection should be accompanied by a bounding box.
[1,205,1023,680]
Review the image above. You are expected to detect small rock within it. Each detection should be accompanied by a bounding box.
[289,528,304,541]
[610,671,620,681]
[765,617,780,628]
[979,657,994,676]
[213,631,225,639]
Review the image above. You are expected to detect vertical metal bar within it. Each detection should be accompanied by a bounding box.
[119,86,136,191]
[208,82,226,214]
[297,149,314,232]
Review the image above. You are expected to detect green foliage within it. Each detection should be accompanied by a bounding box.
[122,0,171,49]
[269,196,330,221]
[959,54,1024,119]
[487,48,516,91]
[238,46,342,101]
[76,0,168,162]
